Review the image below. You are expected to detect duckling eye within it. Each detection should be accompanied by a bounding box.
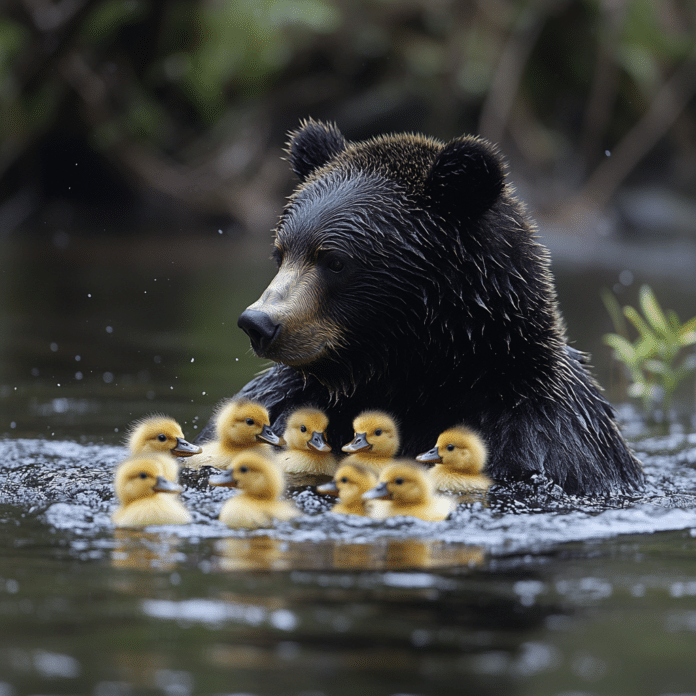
[446,444,455,451]
[245,418,255,426]
[300,425,307,433]
[239,466,248,474]
[139,472,148,479]
[375,429,382,436]
[394,477,404,485]
[157,433,167,442]
[340,477,348,483]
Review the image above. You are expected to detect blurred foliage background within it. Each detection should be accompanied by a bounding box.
[1,0,696,238]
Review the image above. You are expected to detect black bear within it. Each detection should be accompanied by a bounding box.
[205,119,643,496]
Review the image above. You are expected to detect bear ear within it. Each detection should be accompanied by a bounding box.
[287,119,347,181]
[424,137,505,220]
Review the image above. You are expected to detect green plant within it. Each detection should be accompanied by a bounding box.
[602,284,696,416]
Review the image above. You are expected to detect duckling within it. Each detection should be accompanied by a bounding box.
[278,406,336,476]
[126,415,202,481]
[186,398,285,470]
[341,410,400,475]
[362,461,455,522]
[209,451,300,529]
[317,463,378,516]
[112,454,192,528]
[416,426,491,493]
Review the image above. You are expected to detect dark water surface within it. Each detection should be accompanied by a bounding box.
[1,231,696,696]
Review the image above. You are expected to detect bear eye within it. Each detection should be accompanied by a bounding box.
[394,477,404,485]
[239,466,248,474]
[375,429,382,436]
[300,425,307,433]
[157,433,167,442]
[327,257,344,273]
[245,418,255,426]
[446,444,455,451]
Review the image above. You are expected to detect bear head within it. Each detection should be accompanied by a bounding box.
[238,119,561,397]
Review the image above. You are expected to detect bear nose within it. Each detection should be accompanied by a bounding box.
[237,309,280,353]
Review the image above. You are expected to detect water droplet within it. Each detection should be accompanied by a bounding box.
[50,343,58,352]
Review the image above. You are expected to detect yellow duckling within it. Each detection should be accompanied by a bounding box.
[112,454,192,528]
[126,414,202,481]
[317,463,378,516]
[341,410,400,475]
[362,462,455,522]
[209,451,300,529]
[278,406,336,475]
[416,426,491,493]
[187,398,285,470]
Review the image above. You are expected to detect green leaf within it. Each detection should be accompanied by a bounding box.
[678,317,696,346]
[643,359,667,375]
[604,333,636,364]
[600,289,628,337]
[624,305,655,341]
[639,284,671,337]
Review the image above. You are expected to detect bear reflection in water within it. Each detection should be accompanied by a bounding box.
[217,119,643,497]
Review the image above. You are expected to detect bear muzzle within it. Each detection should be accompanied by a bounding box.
[237,309,281,354]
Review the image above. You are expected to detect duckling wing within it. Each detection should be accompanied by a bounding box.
[270,500,301,522]
[186,442,234,470]
[219,497,275,529]
[112,495,192,527]
[432,495,457,521]
[430,465,493,493]
[281,451,336,475]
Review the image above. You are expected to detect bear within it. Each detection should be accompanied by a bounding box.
[199,118,644,497]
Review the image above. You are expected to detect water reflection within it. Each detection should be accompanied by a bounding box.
[211,536,484,572]
[111,530,186,572]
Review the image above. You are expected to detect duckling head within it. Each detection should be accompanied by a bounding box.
[126,415,202,457]
[284,406,331,453]
[341,410,399,458]
[114,454,182,506]
[317,463,377,503]
[363,462,433,505]
[417,426,488,475]
[214,398,286,449]
[209,452,284,500]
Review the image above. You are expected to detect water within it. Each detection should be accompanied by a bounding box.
[1,231,696,696]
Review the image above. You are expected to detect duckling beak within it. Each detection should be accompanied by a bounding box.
[257,423,286,447]
[316,480,339,496]
[171,437,203,457]
[416,446,441,464]
[153,476,182,494]
[209,470,238,487]
[362,482,392,500]
[342,432,371,453]
[308,431,332,453]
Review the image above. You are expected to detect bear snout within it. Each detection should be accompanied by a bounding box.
[237,309,281,354]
